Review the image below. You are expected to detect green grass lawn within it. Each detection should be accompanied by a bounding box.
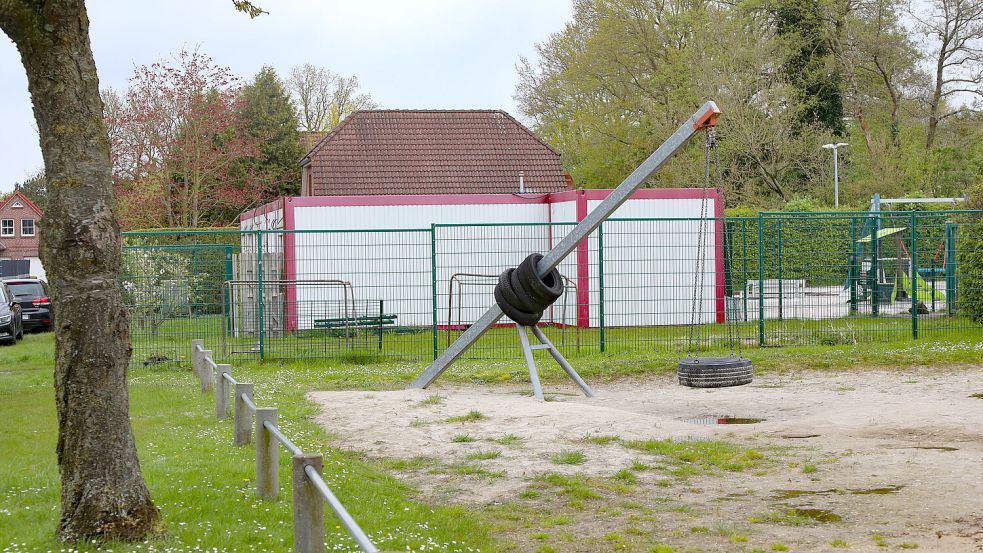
[129,310,983,374]
[0,332,491,552]
[2,326,982,552]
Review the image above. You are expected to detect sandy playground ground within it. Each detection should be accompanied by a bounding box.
[310,366,983,552]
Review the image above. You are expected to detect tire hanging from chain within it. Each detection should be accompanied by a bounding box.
[678,128,753,388]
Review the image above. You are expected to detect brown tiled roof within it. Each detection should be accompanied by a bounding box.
[302,110,569,195]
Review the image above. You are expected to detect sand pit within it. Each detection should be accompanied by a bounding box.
[310,367,983,552]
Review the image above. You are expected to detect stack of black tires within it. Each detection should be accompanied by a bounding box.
[494,253,564,326]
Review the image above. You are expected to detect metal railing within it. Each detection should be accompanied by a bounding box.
[190,339,380,553]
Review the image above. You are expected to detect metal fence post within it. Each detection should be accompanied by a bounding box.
[255,407,278,499]
[911,213,918,339]
[757,213,765,346]
[216,364,232,420]
[871,216,880,317]
[191,339,203,382]
[777,220,784,321]
[234,382,254,446]
[598,222,605,353]
[201,350,214,392]
[430,224,438,361]
[742,219,748,322]
[945,222,957,315]
[849,217,858,314]
[257,230,265,361]
[293,455,325,553]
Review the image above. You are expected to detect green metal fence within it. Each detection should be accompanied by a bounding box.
[121,210,983,367]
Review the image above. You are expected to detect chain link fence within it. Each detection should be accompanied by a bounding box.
[121,210,983,367]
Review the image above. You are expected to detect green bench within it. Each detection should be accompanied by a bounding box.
[313,314,399,350]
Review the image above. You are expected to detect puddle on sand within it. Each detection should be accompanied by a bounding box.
[788,508,842,523]
[850,485,904,495]
[772,489,838,500]
[772,485,903,500]
[912,446,959,452]
[971,393,983,399]
[684,415,765,425]
[715,491,756,502]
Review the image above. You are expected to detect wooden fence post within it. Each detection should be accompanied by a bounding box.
[216,364,232,420]
[255,407,278,499]
[293,455,325,553]
[234,382,254,446]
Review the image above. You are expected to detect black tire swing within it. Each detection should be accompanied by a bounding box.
[678,129,753,388]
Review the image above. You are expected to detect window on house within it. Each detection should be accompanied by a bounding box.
[21,219,35,237]
[0,220,13,237]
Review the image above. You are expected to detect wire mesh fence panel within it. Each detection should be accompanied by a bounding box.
[122,232,240,366]
[598,217,753,354]
[910,211,982,340]
[119,211,983,366]
[433,222,596,360]
[255,229,435,361]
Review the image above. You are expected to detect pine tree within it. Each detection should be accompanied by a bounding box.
[240,66,304,196]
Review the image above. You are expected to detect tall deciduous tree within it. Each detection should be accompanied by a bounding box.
[287,63,377,131]
[765,0,848,135]
[516,0,831,203]
[0,0,263,542]
[108,49,263,228]
[911,0,983,148]
[0,0,159,541]
[239,66,304,196]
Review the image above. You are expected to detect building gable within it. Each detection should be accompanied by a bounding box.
[301,110,570,196]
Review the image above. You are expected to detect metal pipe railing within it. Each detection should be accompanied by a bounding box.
[305,465,379,553]
[189,339,379,553]
[265,420,304,456]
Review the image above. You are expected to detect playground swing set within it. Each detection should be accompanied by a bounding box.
[410,100,753,399]
[845,194,961,315]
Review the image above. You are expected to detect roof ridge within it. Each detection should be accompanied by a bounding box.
[349,108,511,113]
[0,190,43,216]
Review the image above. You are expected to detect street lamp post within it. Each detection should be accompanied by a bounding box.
[822,142,849,208]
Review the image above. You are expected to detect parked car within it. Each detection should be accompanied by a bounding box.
[0,283,24,344]
[2,277,53,332]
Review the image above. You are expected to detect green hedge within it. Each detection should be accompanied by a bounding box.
[726,213,956,289]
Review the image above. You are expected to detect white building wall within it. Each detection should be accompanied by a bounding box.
[594,198,717,326]
[291,201,550,329]
[244,193,721,332]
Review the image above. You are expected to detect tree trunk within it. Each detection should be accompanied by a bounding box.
[0,0,159,542]
[926,51,946,149]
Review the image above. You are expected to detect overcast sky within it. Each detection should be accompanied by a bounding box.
[0,0,573,191]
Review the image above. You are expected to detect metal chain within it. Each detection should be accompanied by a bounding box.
[687,129,714,355]
[713,135,741,357]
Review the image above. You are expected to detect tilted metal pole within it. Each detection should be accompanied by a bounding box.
[409,100,721,389]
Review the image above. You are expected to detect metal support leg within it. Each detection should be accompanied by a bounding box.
[530,326,595,398]
[516,324,545,401]
[409,101,721,390]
